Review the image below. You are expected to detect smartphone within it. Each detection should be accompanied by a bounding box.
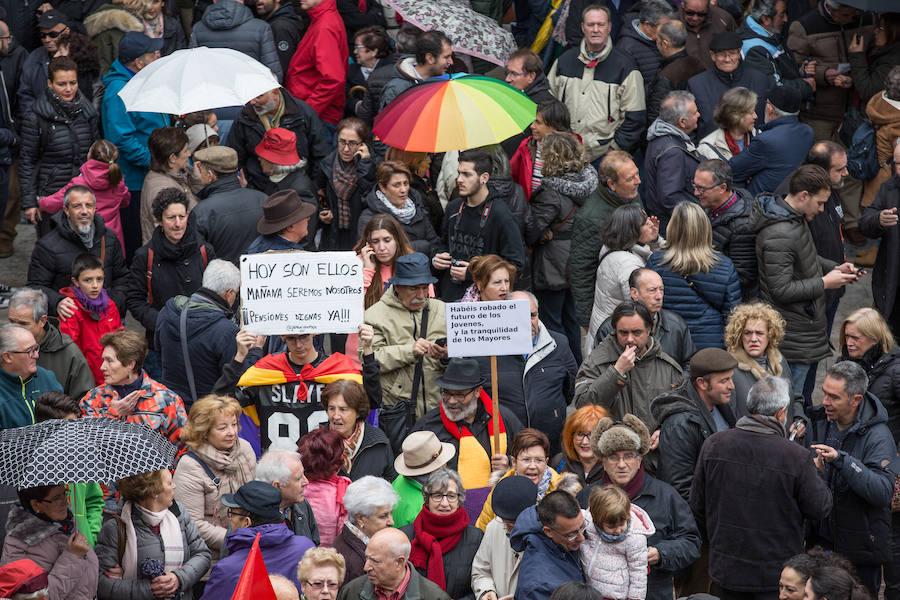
[435,337,447,347]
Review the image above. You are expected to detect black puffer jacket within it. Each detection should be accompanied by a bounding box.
[651,380,736,501]
[358,187,440,256]
[400,523,483,600]
[686,61,769,138]
[266,4,306,75]
[526,166,598,291]
[859,175,900,318]
[750,193,835,363]
[737,16,814,104]
[845,345,900,444]
[19,89,99,209]
[126,219,216,336]
[708,188,757,300]
[616,19,662,95]
[487,174,532,290]
[354,55,399,125]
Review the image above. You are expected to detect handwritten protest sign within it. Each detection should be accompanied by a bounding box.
[446,299,532,358]
[239,251,363,335]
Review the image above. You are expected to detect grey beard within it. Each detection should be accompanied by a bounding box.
[442,399,477,422]
[75,222,95,249]
[253,99,277,115]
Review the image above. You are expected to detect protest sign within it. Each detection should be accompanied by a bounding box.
[446,299,532,357]
[240,251,363,335]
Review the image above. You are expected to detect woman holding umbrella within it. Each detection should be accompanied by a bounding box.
[1,484,99,600]
[95,469,211,600]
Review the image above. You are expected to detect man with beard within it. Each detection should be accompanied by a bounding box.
[412,357,522,490]
[228,86,331,194]
[26,186,128,318]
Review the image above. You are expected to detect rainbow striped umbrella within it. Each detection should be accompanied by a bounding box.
[373,74,537,153]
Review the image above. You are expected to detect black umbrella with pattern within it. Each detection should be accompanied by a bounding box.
[0,417,176,489]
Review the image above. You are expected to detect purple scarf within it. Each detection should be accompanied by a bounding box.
[71,285,110,320]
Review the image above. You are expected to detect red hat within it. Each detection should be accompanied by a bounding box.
[0,559,49,597]
[254,127,301,166]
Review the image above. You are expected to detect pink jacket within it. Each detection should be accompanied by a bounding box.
[580,505,655,600]
[304,475,350,547]
[39,159,130,252]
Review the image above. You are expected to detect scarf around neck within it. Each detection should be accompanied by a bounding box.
[48,89,83,121]
[409,507,469,591]
[71,284,111,319]
[439,389,506,489]
[601,464,645,499]
[121,501,184,579]
[333,155,358,229]
[375,189,417,224]
[342,421,364,473]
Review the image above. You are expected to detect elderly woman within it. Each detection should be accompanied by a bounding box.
[401,469,483,600]
[173,395,256,563]
[581,415,701,600]
[647,201,741,350]
[298,547,347,600]
[322,379,395,480]
[461,254,516,302]
[333,476,401,581]
[95,469,211,600]
[551,405,610,486]
[588,204,662,346]
[1,485,98,600]
[724,303,802,423]
[358,161,440,255]
[297,429,352,547]
[697,87,758,161]
[80,329,188,447]
[140,126,199,244]
[476,428,578,530]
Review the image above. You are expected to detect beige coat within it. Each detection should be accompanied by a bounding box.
[364,287,447,417]
[172,438,257,557]
[471,517,522,599]
[140,170,200,244]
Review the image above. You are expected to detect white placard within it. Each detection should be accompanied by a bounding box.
[239,251,363,335]
[446,300,533,357]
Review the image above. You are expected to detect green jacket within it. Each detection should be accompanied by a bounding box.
[0,365,62,429]
[392,475,424,528]
[568,185,643,327]
[38,319,95,402]
[69,482,104,546]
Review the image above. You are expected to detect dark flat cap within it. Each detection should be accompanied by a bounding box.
[492,475,538,520]
[709,32,742,51]
[767,85,801,114]
[690,347,738,380]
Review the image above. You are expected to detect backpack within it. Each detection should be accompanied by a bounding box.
[846,118,880,181]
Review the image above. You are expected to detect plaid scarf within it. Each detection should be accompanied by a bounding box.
[332,155,358,229]
[342,421,364,473]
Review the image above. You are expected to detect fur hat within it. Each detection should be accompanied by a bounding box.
[590,414,651,457]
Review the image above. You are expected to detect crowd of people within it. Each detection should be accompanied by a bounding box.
[0,0,897,598]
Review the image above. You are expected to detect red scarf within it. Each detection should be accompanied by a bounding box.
[439,390,507,489]
[724,130,749,156]
[409,508,469,591]
[601,464,645,499]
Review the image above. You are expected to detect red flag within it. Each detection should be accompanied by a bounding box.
[230,533,277,600]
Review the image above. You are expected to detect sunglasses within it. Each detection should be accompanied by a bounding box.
[40,29,66,39]
[682,9,707,16]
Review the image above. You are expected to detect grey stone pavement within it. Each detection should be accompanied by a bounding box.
[0,222,878,405]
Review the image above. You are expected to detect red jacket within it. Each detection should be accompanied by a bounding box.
[510,136,536,199]
[285,0,348,125]
[58,287,124,384]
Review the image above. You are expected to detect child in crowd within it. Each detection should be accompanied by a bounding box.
[59,253,124,384]
[581,485,655,600]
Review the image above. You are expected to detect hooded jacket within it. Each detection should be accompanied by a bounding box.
[0,365,62,429]
[526,165,598,291]
[738,15,814,103]
[509,505,585,600]
[729,115,814,196]
[40,158,131,252]
[646,250,741,350]
[651,380,736,500]
[846,345,900,444]
[17,46,50,116]
[358,187,440,256]
[19,88,99,210]
[581,505,655,599]
[364,290,446,416]
[38,318,95,401]
[750,193,835,362]
[155,288,240,403]
[548,38,646,161]
[861,91,900,207]
[588,242,655,342]
[27,212,130,316]
[85,4,186,75]
[58,285,124,384]
[574,333,683,431]
[285,0,348,124]
[101,60,170,191]
[860,175,900,320]
[687,61,769,139]
[706,188,758,300]
[189,0,282,81]
[1,505,99,600]
[379,56,424,112]
[354,55,400,125]
[193,174,266,264]
[201,523,313,600]
[643,118,701,231]
[808,392,895,565]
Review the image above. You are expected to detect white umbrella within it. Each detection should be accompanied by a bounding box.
[118,46,279,115]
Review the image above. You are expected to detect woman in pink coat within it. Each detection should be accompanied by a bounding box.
[40,139,129,252]
[297,429,351,547]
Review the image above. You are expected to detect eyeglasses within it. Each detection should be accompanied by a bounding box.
[504,69,527,78]
[227,508,250,518]
[38,493,67,506]
[441,388,476,401]
[682,9,707,16]
[40,29,67,39]
[8,345,39,356]
[305,580,340,591]
[337,139,362,149]
[692,182,721,193]
[354,44,369,50]
[549,522,588,542]
[283,335,311,344]
[574,431,592,441]
[515,456,547,466]
[428,492,459,503]
[602,453,640,464]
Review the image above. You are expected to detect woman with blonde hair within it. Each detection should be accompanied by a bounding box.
[550,405,609,485]
[298,547,347,600]
[526,132,598,363]
[697,87,758,161]
[173,395,256,567]
[646,201,741,350]
[461,254,517,302]
[839,307,900,440]
[724,302,802,422]
[385,147,443,233]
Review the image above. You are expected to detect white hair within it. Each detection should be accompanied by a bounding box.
[202,259,241,296]
[256,449,303,486]
[344,476,401,522]
[9,288,49,321]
